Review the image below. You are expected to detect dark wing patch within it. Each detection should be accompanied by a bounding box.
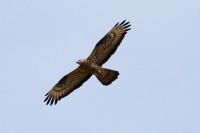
[44,66,92,105]
[87,20,131,65]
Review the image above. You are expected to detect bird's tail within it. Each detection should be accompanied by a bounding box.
[95,68,119,85]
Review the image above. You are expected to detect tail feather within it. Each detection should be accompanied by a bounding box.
[96,68,119,85]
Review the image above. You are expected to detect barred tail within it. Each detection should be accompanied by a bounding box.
[96,68,119,85]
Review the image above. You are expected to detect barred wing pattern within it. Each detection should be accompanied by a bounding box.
[87,20,131,66]
[44,66,91,105]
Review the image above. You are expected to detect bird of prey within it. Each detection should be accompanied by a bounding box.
[44,20,131,105]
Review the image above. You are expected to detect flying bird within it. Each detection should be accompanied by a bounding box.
[44,20,131,105]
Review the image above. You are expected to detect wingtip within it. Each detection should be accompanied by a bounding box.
[120,20,126,25]
[44,96,49,102]
[55,100,58,105]
[46,98,51,105]
[124,21,130,26]
[125,28,131,32]
[50,99,54,106]
[45,92,49,96]
[113,20,131,30]
[113,22,119,28]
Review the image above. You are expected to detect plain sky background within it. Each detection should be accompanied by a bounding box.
[0,0,200,133]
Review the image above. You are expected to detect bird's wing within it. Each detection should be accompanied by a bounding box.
[87,20,131,65]
[44,66,91,105]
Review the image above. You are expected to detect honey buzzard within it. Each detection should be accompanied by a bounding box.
[44,20,131,105]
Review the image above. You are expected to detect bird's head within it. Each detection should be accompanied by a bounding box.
[76,59,87,65]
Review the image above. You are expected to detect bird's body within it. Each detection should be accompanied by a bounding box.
[77,59,119,85]
[77,59,105,76]
[44,20,131,105]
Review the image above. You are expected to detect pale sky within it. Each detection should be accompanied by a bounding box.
[0,0,200,133]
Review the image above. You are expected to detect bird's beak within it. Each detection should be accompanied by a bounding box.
[76,61,80,64]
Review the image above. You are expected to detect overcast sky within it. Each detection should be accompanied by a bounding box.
[0,0,200,133]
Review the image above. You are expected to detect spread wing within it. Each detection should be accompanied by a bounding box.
[87,20,131,65]
[44,66,92,105]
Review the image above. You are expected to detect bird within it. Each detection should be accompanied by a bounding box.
[44,20,131,105]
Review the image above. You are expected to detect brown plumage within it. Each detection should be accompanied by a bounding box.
[44,20,131,105]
